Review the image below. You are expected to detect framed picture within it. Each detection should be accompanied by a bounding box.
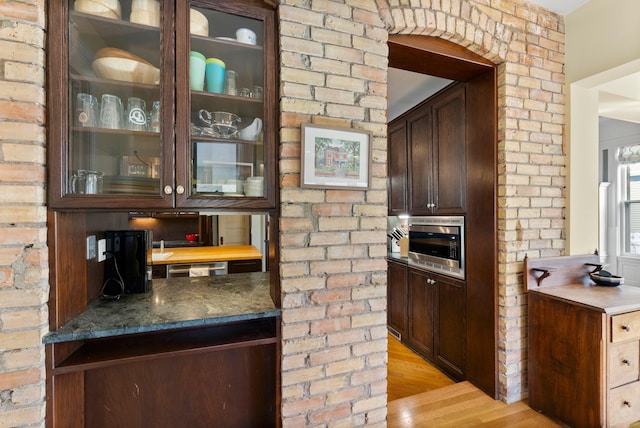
[301,123,371,190]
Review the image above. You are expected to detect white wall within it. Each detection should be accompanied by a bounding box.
[565,0,640,84]
[565,0,640,255]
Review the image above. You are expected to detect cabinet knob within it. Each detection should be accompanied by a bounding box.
[624,400,632,408]
[176,185,185,195]
[622,359,630,365]
[621,324,631,332]
[163,185,173,195]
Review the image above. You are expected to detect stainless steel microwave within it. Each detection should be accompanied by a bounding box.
[407,216,465,279]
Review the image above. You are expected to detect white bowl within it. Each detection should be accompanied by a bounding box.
[131,0,159,12]
[74,0,121,19]
[130,9,159,27]
[92,48,160,84]
[190,9,209,37]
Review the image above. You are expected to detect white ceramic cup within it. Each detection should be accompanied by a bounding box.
[236,28,256,45]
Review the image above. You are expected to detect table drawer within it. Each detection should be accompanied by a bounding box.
[609,340,640,388]
[611,311,640,343]
[608,381,640,427]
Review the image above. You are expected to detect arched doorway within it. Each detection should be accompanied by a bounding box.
[387,34,498,398]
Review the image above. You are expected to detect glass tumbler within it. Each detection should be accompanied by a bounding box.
[149,101,160,132]
[126,97,147,131]
[99,94,124,129]
[250,85,263,100]
[75,93,99,127]
[224,70,238,96]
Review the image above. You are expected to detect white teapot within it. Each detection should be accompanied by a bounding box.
[238,118,263,141]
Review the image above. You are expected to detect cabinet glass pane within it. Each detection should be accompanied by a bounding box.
[67,1,163,196]
[189,5,265,198]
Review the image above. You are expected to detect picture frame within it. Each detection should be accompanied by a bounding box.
[300,123,371,190]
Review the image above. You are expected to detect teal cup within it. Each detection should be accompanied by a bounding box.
[206,58,225,93]
[189,51,206,91]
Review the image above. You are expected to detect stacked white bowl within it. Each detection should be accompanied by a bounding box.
[74,0,122,19]
[244,176,264,197]
[130,0,160,27]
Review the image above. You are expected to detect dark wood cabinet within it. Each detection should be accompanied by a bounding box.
[388,120,408,215]
[407,268,435,360]
[393,263,465,381]
[434,273,465,379]
[388,82,466,216]
[387,260,409,338]
[427,84,466,215]
[47,0,277,211]
[406,105,432,215]
[228,258,262,273]
[525,255,640,428]
[48,318,279,428]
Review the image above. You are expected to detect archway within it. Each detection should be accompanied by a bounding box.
[387,34,498,398]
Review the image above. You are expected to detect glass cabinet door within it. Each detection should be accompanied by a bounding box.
[176,1,275,209]
[51,0,174,208]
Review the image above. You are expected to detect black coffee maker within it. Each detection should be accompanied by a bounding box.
[103,230,150,297]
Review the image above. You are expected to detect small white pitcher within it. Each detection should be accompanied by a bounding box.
[238,118,263,141]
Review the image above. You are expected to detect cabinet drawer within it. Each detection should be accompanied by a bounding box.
[611,311,640,343]
[608,381,640,427]
[609,341,640,388]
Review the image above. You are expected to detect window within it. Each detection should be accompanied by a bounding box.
[622,163,640,255]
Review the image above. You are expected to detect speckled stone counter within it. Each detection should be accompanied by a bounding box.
[387,252,408,264]
[44,272,279,344]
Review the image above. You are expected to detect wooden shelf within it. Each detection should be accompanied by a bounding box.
[53,317,277,375]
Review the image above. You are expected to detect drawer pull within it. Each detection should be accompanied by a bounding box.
[621,325,631,331]
[622,359,630,365]
[623,400,631,408]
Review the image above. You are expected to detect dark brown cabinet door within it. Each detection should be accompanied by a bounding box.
[387,82,466,216]
[175,0,277,209]
[387,260,408,338]
[407,268,435,359]
[434,272,466,380]
[47,0,276,210]
[388,120,408,215]
[431,83,466,214]
[407,106,433,215]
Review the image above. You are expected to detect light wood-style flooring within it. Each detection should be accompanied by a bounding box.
[387,334,566,427]
[387,333,454,401]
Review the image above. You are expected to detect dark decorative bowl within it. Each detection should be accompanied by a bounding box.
[589,272,623,287]
[186,233,199,242]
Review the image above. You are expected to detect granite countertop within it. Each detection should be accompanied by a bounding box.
[387,252,408,263]
[44,272,279,344]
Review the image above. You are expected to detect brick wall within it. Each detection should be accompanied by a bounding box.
[0,1,48,427]
[278,0,390,425]
[279,1,566,425]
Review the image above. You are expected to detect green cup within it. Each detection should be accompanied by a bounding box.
[189,51,206,91]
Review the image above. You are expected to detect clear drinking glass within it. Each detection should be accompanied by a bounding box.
[126,97,147,131]
[99,94,124,129]
[224,70,238,96]
[75,93,99,127]
[149,101,160,132]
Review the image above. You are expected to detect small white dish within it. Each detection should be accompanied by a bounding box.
[235,28,256,45]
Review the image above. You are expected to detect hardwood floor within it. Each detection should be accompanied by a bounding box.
[387,334,566,427]
[387,333,454,401]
